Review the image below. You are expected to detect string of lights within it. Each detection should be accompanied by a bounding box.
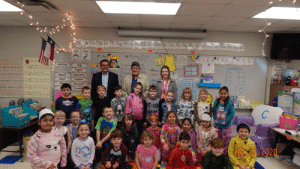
[259,0,297,56]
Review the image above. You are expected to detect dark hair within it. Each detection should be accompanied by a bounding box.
[166,110,178,122]
[76,123,90,137]
[211,138,225,148]
[133,82,144,99]
[114,86,122,92]
[110,59,117,63]
[122,114,135,126]
[149,85,157,92]
[179,132,191,141]
[182,118,192,125]
[140,131,155,144]
[61,83,72,90]
[82,86,90,93]
[237,123,250,133]
[110,130,123,139]
[100,59,109,66]
[102,107,113,115]
[161,66,170,79]
[213,86,231,113]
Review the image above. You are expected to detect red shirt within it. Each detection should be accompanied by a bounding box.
[167,144,195,169]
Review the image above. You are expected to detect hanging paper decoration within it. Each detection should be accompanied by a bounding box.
[165,55,176,71]
[155,55,165,66]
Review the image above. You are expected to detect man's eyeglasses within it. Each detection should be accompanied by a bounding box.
[101,65,109,67]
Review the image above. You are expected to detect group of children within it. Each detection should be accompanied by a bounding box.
[27,82,257,169]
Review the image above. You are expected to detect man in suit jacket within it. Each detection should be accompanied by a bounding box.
[91,59,119,101]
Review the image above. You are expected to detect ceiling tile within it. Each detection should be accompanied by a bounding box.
[84,21,113,27]
[177,3,225,16]
[73,13,108,22]
[172,16,210,24]
[0,20,28,26]
[170,24,202,30]
[215,5,265,18]
[31,12,66,21]
[236,18,280,27]
[140,15,175,24]
[183,0,232,4]
[0,12,43,21]
[141,23,171,29]
[0,14,15,21]
[48,0,102,13]
[106,14,141,23]
[226,26,262,32]
[271,20,300,28]
[204,17,246,26]
[111,22,142,28]
[202,24,231,31]
[264,27,293,33]
[230,0,280,6]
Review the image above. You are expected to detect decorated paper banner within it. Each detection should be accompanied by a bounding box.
[72,63,87,68]
[177,55,188,67]
[72,50,80,60]
[72,77,87,81]
[0,58,23,97]
[54,72,71,77]
[82,50,91,60]
[55,77,71,81]
[196,56,255,66]
[75,39,245,52]
[72,81,87,86]
[72,72,87,77]
[71,67,87,72]
[54,81,70,86]
[73,86,85,91]
[55,62,71,67]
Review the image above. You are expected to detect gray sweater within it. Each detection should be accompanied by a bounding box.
[155,79,178,102]
[111,97,127,122]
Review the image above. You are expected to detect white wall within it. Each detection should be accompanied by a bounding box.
[0,26,267,116]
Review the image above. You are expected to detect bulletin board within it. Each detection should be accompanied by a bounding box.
[52,52,267,103]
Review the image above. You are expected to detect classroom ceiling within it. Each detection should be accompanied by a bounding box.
[0,0,300,33]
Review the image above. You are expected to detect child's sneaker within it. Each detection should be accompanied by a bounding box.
[160,160,167,169]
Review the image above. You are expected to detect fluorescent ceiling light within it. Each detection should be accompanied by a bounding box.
[96,1,181,15]
[253,7,300,20]
[0,0,22,12]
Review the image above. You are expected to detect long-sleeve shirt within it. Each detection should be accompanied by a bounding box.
[160,123,180,148]
[213,99,235,129]
[177,100,195,122]
[126,93,144,120]
[101,144,128,168]
[27,129,67,169]
[93,96,111,124]
[111,97,127,122]
[196,126,218,153]
[71,136,95,168]
[166,144,195,169]
[181,129,198,155]
[76,99,93,123]
[202,151,233,169]
[95,117,118,148]
[55,96,78,119]
[161,101,177,123]
[228,136,257,168]
[143,97,163,122]
[121,124,138,151]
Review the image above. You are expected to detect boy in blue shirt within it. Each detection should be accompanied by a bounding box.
[76,86,93,129]
[55,83,78,125]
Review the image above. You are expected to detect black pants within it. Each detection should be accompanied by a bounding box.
[135,119,144,142]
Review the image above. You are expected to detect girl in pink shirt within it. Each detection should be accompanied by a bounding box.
[136,131,159,169]
[146,113,162,159]
[27,109,67,169]
[126,82,145,139]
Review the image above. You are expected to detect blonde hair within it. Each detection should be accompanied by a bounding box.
[198,89,208,102]
[55,110,66,118]
[140,131,155,144]
[181,87,193,101]
[97,85,106,91]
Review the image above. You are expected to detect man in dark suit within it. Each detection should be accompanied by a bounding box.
[91,59,119,101]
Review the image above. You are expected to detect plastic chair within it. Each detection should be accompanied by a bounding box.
[18,98,25,107]
[9,100,15,106]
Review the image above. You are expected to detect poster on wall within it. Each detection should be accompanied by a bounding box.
[202,62,215,73]
[108,54,121,68]
[72,49,80,60]
[23,58,51,98]
[82,50,91,60]
[0,58,23,97]
[184,65,199,77]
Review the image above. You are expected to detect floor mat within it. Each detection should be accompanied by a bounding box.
[0,156,21,164]
[254,161,265,169]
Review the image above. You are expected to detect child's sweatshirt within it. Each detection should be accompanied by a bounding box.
[143,97,163,122]
[111,97,126,122]
[76,99,93,124]
[202,151,233,169]
[55,96,78,119]
[177,100,195,121]
[213,99,235,129]
[160,123,180,148]
[166,144,195,169]
[126,93,144,120]
[71,136,95,168]
[27,129,67,169]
